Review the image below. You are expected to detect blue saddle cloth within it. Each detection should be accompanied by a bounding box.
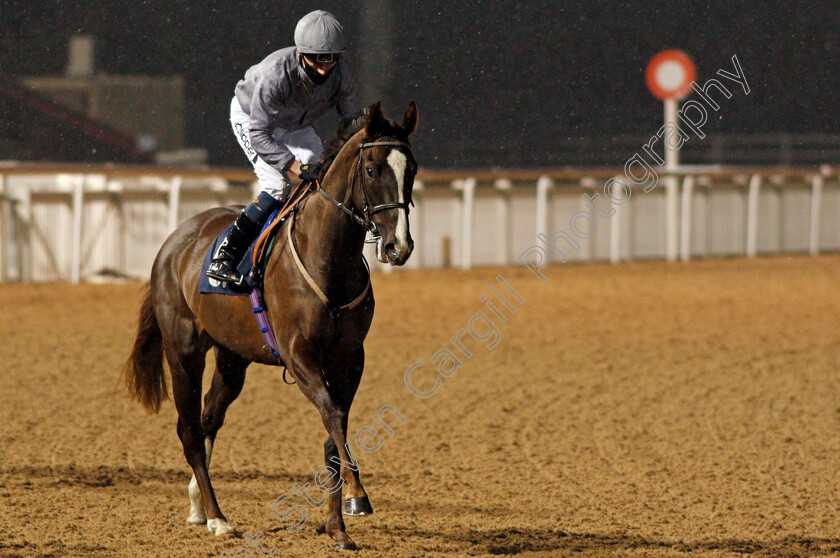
[198,224,258,296]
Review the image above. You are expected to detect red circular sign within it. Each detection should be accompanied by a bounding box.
[646,50,697,101]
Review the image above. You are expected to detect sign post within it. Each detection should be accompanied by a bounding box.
[646,50,696,261]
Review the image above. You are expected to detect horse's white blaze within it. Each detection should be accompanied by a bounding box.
[187,439,214,524]
[387,149,409,247]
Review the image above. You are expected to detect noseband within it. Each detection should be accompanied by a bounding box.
[315,139,412,237]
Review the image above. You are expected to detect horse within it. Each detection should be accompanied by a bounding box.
[122,101,418,550]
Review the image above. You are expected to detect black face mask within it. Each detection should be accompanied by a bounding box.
[301,56,334,86]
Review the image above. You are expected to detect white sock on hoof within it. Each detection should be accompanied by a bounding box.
[187,474,206,524]
[207,518,235,536]
[187,439,214,524]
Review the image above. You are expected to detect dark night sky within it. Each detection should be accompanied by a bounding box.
[1,1,838,167]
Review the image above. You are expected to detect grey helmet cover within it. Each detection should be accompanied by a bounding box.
[294,10,346,54]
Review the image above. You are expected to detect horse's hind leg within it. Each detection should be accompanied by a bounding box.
[163,317,234,536]
[187,347,249,525]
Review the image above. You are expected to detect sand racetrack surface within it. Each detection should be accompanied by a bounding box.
[2,256,840,557]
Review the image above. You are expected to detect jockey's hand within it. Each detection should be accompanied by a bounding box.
[298,162,322,183]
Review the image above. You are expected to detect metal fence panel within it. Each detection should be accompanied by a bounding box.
[690,187,709,257]
[757,187,782,254]
[81,192,122,277]
[631,187,667,259]
[509,184,538,265]
[472,187,508,266]
[707,188,746,256]
[417,187,460,268]
[30,193,73,281]
[780,187,811,252]
[121,192,169,278]
[547,188,585,263]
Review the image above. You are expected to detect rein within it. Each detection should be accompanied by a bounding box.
[315,139,412,237]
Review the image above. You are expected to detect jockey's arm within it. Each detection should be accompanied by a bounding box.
[249,74,296,172]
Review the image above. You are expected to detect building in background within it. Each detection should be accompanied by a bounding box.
[3,35,205,165]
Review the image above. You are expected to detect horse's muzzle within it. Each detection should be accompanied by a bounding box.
[384,240,413,266]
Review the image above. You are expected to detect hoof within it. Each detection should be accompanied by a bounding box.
[343,496,373,516]
[328,530,357,551]
[207,518,236,536]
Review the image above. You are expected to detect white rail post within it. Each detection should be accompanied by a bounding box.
[664,99,679,169]
[535,175,552,239]
[0,173,5,283]
[746,174,761,258]
[13,181,32,283]
[70,174,85,284]
[609,180,621,264]
[664,98,680,263]
[106,178,127,277]
[665,171,679,262]
[168,176,183,233]
[460,177,476,270]
[411,178,424,268]
[578,183,593,262]
[810,174,824,256]
[679,175,694,262]
[494,178,512,265]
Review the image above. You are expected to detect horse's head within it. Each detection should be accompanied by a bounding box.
[352,101,419,266]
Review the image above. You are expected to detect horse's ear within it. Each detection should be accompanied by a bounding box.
[365,102,385,136]
[401,101,418,135]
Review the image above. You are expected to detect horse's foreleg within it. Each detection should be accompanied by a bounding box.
[287,338,371,517]
[317,389,369,506]
[325,355,370,521]
[324,436,355,550]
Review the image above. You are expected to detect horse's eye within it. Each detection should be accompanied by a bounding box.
[366,167,374,178]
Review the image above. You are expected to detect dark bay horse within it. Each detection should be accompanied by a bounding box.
[122,102,418,550]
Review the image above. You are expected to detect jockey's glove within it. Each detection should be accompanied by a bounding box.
[299,162,322,183]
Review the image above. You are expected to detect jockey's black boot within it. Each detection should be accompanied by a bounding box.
[206,192,282,285]
[206,212,259,285]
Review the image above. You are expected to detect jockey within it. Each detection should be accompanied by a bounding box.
[207,9,358,285]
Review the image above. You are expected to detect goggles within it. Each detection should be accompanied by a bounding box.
[303,52,341,64]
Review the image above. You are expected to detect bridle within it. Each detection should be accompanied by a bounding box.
[314,139,413,237]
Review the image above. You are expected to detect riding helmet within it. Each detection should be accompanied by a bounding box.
[294,10,346,54]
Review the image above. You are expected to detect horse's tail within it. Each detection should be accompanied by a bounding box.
[122,284,169,414]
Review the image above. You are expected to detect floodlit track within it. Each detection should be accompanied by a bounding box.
[1,256,839,557]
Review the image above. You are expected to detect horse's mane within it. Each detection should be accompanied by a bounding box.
[318,104,409,182]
